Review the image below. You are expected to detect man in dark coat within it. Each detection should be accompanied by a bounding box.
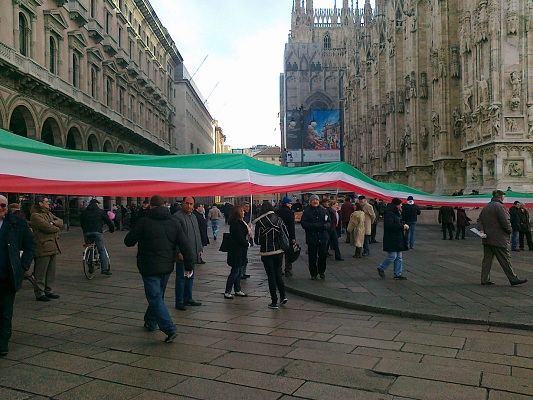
[340,197,354,243]
[438,205,456,240]
[377,198,409,280]
[80,199,115,275]
[276,197,296,276]
[402,195,421,249]
[173,197,203,310]
[124,195,194,343]
[301,194,330,280]
[0,195,35,356]
[518,204,533,251]
[509,201,521,251]
[193,203,209,252]
[477,190,527,286]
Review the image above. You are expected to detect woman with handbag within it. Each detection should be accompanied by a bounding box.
[223,206,249,299]
[455,206,470,240]
[254,202,288,309]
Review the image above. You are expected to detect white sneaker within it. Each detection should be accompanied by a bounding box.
[224,293,234,299]
[234,291,248,297]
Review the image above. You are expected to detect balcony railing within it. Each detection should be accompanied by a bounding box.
[87,19,104,43]
[66,0,89,27]
[115,48,129,67]
[102,34,118,56]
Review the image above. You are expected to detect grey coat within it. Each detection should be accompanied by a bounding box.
[173,209,203,263]
[477,198,512,248]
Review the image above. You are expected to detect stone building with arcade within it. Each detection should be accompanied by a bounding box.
[283,0,533,194]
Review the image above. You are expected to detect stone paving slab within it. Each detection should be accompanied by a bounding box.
[2,226,533,399]
[285,223,533,330]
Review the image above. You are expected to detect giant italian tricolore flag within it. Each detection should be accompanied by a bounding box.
[2,128,533,207]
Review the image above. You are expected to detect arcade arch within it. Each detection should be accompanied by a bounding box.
[41,117,62,147]
[9,105,36,139]
[87,134,99,151]
[103,140,113,152]
[66,127,82,150]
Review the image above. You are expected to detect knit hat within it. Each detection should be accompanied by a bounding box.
[407,196,414,201]
[514,201,520,205]
[391,197,402,206]
[150,195,165,206]
[358,195,366,200]
[309,194,320,201]
[89,198,100,205]
[281,197,292,205]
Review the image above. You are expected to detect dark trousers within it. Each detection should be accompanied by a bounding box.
[455,225,466,239]
[481,245,519,284]
[0,279,16,352]
[261,254,285,304]
[519,231,533,250]
[371,222,378,243]
[442,223,454,239]
[175,262,194,305]
[328,230,341,259]
[225,266,242,294]
[308,243,327,277]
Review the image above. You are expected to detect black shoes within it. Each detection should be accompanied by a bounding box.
[46,293,60,299]
[394,275,407,280]
[101,270,112,275]
[511,278,528,286]
[281,297,288,305]
[165,332,178,343]
[481,281,495,285]
[36,295,50,302]
[335,258,344,261]
[186,300,202,306]
[377,267,385,278]
[268,303,279,309]
[175,302,186,311]
[319,273,325,279]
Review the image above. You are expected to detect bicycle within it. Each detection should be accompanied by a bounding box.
[82,234,111,280]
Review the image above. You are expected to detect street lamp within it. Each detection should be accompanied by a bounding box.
[289,105,305,167]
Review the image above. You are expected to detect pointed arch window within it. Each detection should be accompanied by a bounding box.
[49,36,57,73]
[19,13,29,56]
[323,33,331,50]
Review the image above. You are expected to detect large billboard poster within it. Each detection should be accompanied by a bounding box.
[286,109,341,163]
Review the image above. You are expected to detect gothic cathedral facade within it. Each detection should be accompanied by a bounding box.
[282,0,533,194]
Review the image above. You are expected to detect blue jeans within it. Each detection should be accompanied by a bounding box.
[142,273,176,335]
[225,266,242,294]
[84,232,109,271]
[363,235,370,255]
[175,262,194,305]
[512,230,519,250]
[405,222,416,248]
[211,219,219,239]
[378,251,403,277]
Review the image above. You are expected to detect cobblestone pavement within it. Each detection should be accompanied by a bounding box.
[1,225,533,399]
[287,223,533,330]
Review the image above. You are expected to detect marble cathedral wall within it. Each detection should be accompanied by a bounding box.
[340,0,533,194]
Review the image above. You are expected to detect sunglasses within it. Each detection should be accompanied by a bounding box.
[0,204,6,208]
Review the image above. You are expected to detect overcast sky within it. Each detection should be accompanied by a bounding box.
[150,1,354,149]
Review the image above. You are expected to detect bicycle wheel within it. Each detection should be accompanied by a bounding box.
[104,248,111,271]
[83,246,95,280]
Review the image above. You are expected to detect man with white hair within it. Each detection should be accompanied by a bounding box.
[0,194,35,356]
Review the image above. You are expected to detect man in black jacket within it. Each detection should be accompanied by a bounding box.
[301,194,330,280]
[193,203,208,264]
[402,196,421,249]
[80,199,115,275]
[124,195,194,343]
[0,194,36,356]
[276,197,296,276]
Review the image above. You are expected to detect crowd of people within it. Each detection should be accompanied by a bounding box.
[0,189,529,353]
